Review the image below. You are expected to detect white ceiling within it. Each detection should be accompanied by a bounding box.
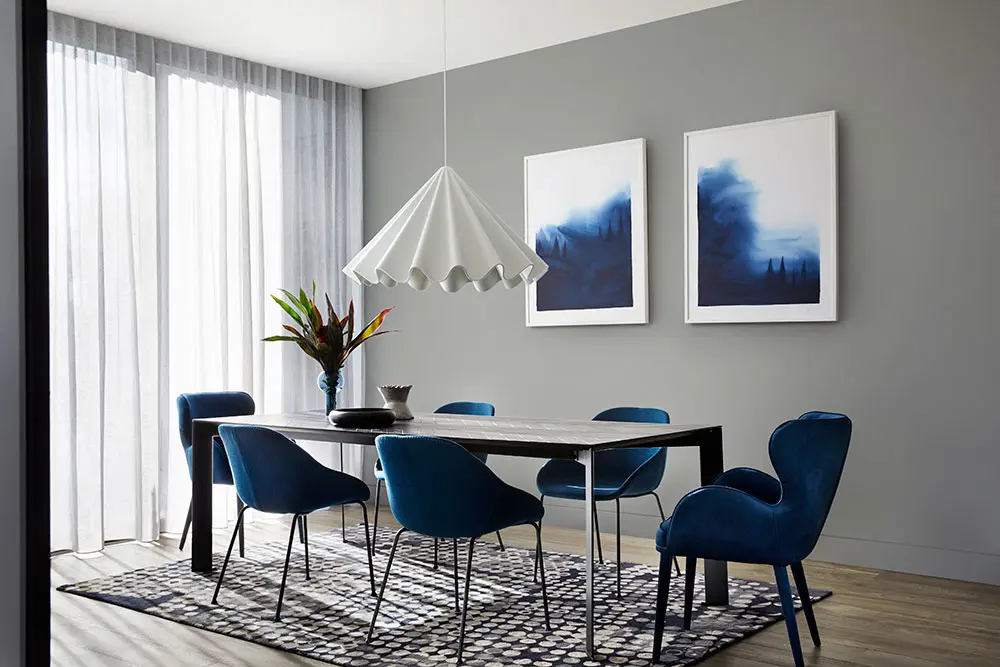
[48,0,741,89]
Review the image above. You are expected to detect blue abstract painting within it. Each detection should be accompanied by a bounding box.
[697,160,820,306]
[685,112,837,323]
[535,187,633,311]
[525,138,648,327]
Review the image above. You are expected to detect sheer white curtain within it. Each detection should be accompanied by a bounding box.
[47,13,365,554]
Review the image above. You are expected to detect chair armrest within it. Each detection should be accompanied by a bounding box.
[661,486,778,563]
[713,467,781,504]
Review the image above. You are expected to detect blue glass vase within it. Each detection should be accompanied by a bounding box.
[317,369,344,414]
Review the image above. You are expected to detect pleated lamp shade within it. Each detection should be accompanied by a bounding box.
[344,166,548,292]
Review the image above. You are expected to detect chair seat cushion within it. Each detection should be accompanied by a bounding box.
[655,517,672,551]
[536,459,626,501]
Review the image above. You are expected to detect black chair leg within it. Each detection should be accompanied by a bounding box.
[683,556,697,630]
[593,499,604,564]
[434,538,439,570]
[532,522,551,631]
[651,551,674,664]
[774,565,806,667]
[495,531,505,551]
[651,492,680,575]
[302,515,311,581]
[456,537,477,665]
[355,501,377,596]
[236,497,246,558]
[533,496,544,583]
[615,498,622,598]
[372,478,382,553]
[274,514,301,622]
[791,561,821,647]
[297,514,306,544]
[452,539,460,613]
[212,507,247,604]
[367,527,407,643]
[179,500,192,551]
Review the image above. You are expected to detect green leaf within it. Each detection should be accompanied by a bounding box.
[271,294,306,329]
[278,289,311,320]
[262,335,300,342]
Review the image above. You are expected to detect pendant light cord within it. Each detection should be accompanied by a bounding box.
[442,0,448,166]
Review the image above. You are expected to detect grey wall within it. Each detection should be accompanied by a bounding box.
[362,0,1000,584]
[0,0,23,663]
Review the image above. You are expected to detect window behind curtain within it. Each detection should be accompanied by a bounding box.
[47,12,364,554]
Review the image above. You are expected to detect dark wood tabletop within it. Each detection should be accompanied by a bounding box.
[196,411,722,460]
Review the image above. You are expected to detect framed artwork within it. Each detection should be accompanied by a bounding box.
[684,111,838,323]
[524,138,648,327]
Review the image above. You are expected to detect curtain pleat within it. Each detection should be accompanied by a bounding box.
[48,11,365,554]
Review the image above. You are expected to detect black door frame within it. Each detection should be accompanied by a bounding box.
[22,0,51,664]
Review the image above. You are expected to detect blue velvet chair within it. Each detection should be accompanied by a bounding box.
[214,425,376,621]
[372,401,505,557]
[176,392,256,556]
[368,434,550,665]
[535,407,678,596]
[652,412,852,667]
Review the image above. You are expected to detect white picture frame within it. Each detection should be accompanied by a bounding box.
[524,138,648,327]
[684,111,838,324]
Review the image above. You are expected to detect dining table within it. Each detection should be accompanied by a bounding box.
[189,411,727,658]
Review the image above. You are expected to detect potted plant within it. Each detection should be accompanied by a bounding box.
[264,281,392,413]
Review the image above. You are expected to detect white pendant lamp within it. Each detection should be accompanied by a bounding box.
[343,0,548,293]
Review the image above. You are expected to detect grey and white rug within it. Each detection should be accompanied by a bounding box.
[59,526,829,666]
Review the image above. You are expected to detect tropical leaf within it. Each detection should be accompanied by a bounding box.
[345,300,355,348]
[343,329,393,358]
[352,308,392,346]
[262,335,301,342]
[272,295,306,329]
[279,289,311,322]
[325,294,339,330]
[307,300,323,332]
[281,324,306,338]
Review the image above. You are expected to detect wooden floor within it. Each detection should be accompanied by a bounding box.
[52,506,1000,667]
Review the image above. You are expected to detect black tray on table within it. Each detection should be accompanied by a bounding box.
[327,408,396,429]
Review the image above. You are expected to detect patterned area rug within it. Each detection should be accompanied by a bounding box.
[59,525,829,666]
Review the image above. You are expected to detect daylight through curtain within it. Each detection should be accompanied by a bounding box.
[47,12,364,553]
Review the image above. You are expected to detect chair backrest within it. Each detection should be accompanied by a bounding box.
[376,434,505,539]
[770,411,853,562]
[176,392,255,452]
[435,401,495,463]
[217,424,323,513]
[435,401,495,417]
[593,407,670,492]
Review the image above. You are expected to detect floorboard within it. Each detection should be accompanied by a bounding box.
[51,506,1000,666]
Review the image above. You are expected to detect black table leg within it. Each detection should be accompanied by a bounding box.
[191,420,218,572]
[699,426,729,606]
